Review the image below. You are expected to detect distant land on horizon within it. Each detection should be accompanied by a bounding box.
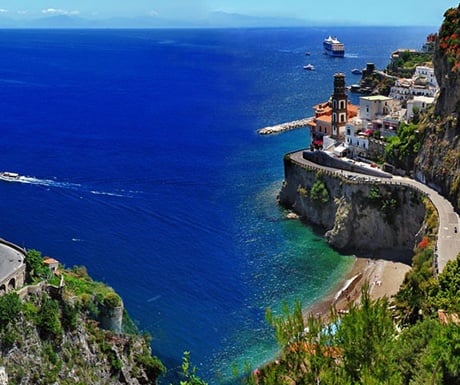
[0,12,440,29]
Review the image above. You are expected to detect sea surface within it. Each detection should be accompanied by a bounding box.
[0,26,433,383]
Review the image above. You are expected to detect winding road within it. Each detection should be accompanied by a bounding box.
[288,150,460,273]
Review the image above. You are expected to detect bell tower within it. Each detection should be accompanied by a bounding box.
[331,73,348,139]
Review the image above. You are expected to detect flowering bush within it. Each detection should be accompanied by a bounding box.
[417,236,430,249]
[439,6,460,71]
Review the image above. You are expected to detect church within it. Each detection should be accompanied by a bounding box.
[307,73,358,147]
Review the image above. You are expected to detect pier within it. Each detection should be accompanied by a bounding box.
[258,118,311,135]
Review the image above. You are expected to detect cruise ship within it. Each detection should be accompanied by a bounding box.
[323,36,345,57]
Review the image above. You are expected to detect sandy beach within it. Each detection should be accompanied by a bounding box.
[305,256,411,319]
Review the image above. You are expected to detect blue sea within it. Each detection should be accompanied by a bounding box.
[0,26,433,383]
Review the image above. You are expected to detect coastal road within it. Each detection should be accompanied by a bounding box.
[393,176,460,273]
[288,150,460,273]
[0,242,25,284]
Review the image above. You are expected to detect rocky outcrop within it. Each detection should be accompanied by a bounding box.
[0,274,165,385]
[279,157,426,260]
[413,5,460,211]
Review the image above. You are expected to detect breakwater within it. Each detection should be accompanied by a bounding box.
[257,118,312,135]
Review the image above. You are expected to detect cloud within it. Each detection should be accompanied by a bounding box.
[17,10,28,15]
[149,10,160,17]
[41,8,80,16]
[0,9,8,14]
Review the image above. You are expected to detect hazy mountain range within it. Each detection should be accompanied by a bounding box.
[0,12,351,28]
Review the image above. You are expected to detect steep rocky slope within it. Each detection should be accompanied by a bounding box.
[414,5,460,211]
[279,158,426,260]
[0,266,164,385]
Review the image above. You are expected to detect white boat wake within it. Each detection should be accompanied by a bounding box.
[2,174,133,198]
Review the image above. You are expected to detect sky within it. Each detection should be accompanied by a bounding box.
[0,0,457,26]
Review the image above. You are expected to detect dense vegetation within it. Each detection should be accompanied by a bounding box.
[236,188,460,384]
[386,50,433,78]
[242,248,460,385]
[0,249,167,384]
[384,120,427,172]
[438,5,460,72]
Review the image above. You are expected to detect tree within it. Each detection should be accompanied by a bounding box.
[395,247,436,324]
[429,254,460,312]
[0,292,21,329]
[336,285,400,384]
[265,300,305,347]
[391,319,440,385]
[25,249,49,282]
[38,296,62,341]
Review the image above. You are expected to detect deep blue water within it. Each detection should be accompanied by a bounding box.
[0,26,433,383]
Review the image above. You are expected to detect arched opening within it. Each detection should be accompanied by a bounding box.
[0,285,6,294]
[8,278,15,290]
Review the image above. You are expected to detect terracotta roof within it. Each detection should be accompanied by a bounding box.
[347,103,359,118]
[43,257,59,265]
[317,115,332,123]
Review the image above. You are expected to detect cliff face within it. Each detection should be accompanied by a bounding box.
[414,5,460,211]
[279,158,426,260]
[0,269,165,385]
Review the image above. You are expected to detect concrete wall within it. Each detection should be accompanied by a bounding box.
[0,239,26,294]
[302,150,392,178]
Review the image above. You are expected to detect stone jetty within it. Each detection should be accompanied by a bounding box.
[257,118,312,135]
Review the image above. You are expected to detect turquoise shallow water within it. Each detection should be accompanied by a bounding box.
[0,27,433,383]
[208,179,354,381]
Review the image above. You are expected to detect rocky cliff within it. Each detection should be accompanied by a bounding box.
[279,157,426,260]
[414,5,460,211]
[0,266,165,385]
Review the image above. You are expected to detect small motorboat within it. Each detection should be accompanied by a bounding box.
[304,64,315,71]
[0,171,20,181]
[351,68,362,75]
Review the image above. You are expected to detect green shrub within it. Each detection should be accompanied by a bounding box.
[135,350,166,381]
[61,302,79,331]
[310,180,329,203]
[25,249,49,283]
[297,185,308,198]
[0,293,21,329]
[38,296,62,341]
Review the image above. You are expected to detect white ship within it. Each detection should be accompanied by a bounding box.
[323,36,345,57]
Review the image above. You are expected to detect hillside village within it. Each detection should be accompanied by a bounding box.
[252,8,460,381]
[307,33,438,173]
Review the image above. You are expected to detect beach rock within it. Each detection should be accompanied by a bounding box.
[286,212,299,219]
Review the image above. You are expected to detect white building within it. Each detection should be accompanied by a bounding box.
[344,117,370,157]
[414,65,437,88]
[389,65,438,102]
[406,95,435,121]
[359,95,393,121]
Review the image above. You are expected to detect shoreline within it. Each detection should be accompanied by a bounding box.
[304,256,411,320]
